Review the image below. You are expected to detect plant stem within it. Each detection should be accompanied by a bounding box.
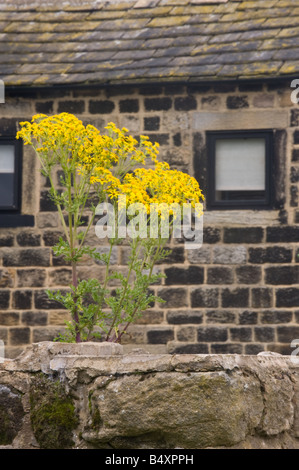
[105,237,142,341]
[68,172,81,343]
[113,236,166,343]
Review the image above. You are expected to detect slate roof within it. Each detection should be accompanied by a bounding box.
[1,0,299,87]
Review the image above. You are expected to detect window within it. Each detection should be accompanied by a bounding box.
[207,130,273,209]
[0,137,34,227]
[0,137,21,211]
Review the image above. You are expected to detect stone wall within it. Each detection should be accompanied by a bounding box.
[1,342,299,449]
[0,80,299,358]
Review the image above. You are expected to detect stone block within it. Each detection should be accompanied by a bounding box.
[230,327,252,342]
[226,95,249,109]
[265,266,299,285]
[254,327,275,342]
[12,291,32,310]
[119,99,139,113]
[222,288,249,308]
[89,100,115,114]
[252,288,273,308]
[248,247,292,264]
[147,328,174,344]
[206,310,236,324]
[0,291,10,309]
[40,191,57,212]
[0,312,19,326]
[157,288,188,308]
[3,248,51,267]
[16,269,46,288]
[9,327,31,345]
[213,246,247,264]
[277,326,299,343]
[236,266,262,284]
[203,227,221,244]
[144,97,172,111]
[16,232,41,247]
[57,100,85,114]
[211,344,243,354]
[35,101,54,114]
[261,310,292,324]
[252,94,275,108]
[48,269,72,287]
[207,267,234,284]
[239,311,258,325]
[193,110,288,130]
[166,309,203,324]
[176,326,197,342]
[187,246,211,264]
[191,287,219,308]
[144,116,160,131]
[197,327,228,342]
[0,234,14,247]
[223,227,264,244]
[266,226,299,242]
[21,311,48,327]
[0,269,14,288]
[147,133,169,146]
[164,266,204,285]
[36,213,59,228]
[276,288,299,307]
[174,96,197,111]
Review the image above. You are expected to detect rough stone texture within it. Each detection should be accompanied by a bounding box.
[1,342,299,449]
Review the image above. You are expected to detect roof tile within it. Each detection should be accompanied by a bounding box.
[279,60,299,75]
[147,15,190,27]
[218,61,283,77]
[1,0,299,86]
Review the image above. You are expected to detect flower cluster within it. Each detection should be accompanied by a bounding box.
[17,113,160,192]
[108,162,204,217]
[17,112,204,216]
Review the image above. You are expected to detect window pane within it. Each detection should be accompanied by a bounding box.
[0,145,15,208]
[0,174,14,206]
[215,138,265,192]
[0,145,15,173]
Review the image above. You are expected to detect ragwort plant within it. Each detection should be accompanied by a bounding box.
[17,113,204,343]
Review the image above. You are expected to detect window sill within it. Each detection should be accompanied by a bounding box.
[0,214,34,228]
[203,209,280,226]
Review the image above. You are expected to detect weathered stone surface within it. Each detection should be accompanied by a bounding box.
[84,370,263,448]
[0,343,299,449]
[0,384,24,445]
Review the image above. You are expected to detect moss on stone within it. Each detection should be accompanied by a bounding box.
[0,405,14,445]
[91,406,102,429]
[29,374,78,449]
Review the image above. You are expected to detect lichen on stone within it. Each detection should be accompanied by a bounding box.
[29,374,78,449]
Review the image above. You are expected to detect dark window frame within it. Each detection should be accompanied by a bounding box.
[206,129,274,210]
[0,136,22,212]
[0,136,33,227]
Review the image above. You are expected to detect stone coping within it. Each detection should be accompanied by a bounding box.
[2,341,298,376]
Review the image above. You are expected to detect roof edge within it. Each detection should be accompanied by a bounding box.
[4,75,297,92]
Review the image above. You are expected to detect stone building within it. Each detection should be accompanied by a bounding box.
[1,0,299,358]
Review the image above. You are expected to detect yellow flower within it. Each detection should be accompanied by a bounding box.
[17,112,204,219]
